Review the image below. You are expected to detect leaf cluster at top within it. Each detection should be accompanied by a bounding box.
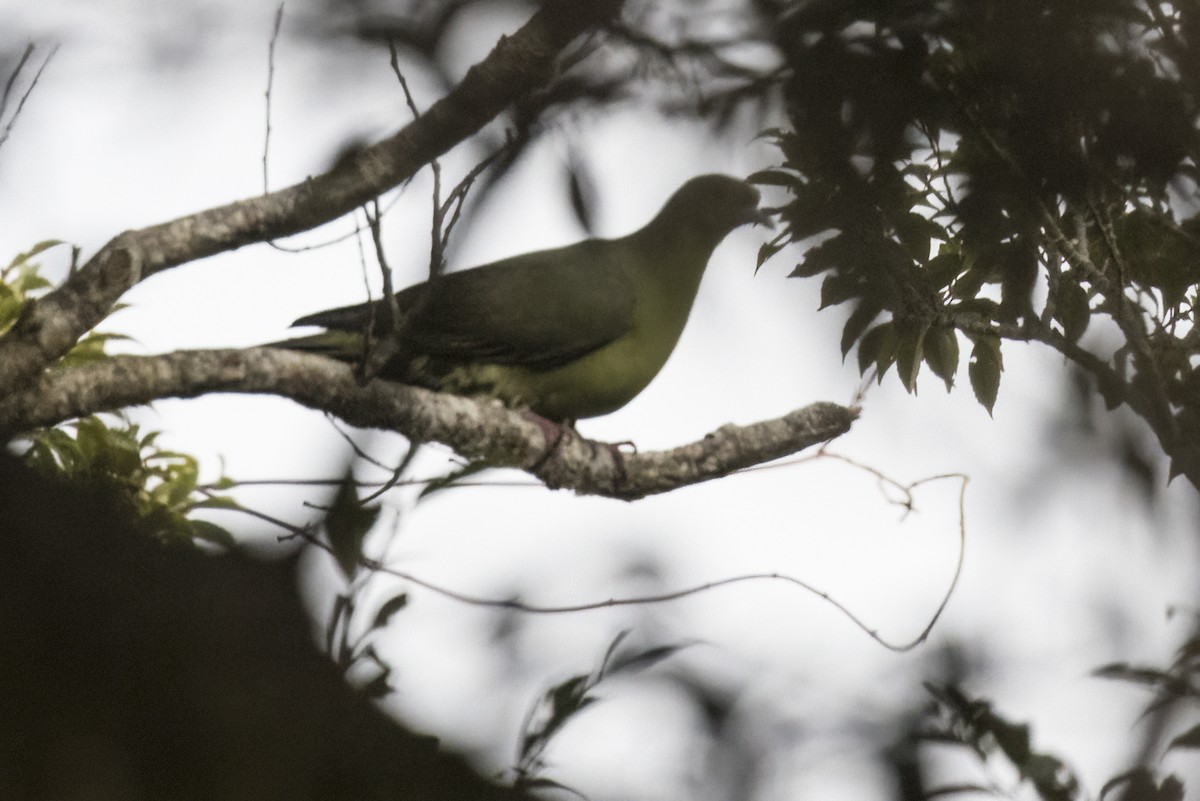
[755,0,1200,437]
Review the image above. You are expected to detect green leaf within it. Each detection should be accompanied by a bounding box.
[361,671,392,699]
[968,335,1003,415]
[924,326,960,392]
[59,332,134,368]
[893,213,943,261]
[895,318,931,394]
[325,479,382,580]
[187,520,236,549]
[840,300,883,360]
[925,251,965,290]
[746,168,801,188]
[164,462,199,508]
[603,643,689,677]
[1099,768,1160,801]
[819,272,861,309]
[1092,662,1174,686]
[190,495,242,511]
[418,459,490,500]
[6,239,62,270]
[1052,278,1090,342]
[1167,724,1200,750]
[950,247,992,300]
[372,593,410,629]
[756,233,788,272]
[0,284,21,334]
[857,321,898,379]
[211,475,237,491]
[920,783,995,798]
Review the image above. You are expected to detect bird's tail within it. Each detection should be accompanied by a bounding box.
[262,330,363,361]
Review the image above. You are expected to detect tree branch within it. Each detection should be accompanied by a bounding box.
[0,348,855,501]
[0,0,625,391]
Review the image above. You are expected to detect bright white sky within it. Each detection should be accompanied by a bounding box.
[3,1,1198,797]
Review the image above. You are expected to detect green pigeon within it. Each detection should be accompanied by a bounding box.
[272,174,769,420]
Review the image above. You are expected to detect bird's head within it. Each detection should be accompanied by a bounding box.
[661,174,774,236]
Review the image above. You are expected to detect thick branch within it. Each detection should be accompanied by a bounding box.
[0,0,624,391]
[0,348,855,501]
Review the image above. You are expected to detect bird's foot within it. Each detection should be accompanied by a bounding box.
[522,413,630,485]
[593,440,630,486]
[523,412,572,472]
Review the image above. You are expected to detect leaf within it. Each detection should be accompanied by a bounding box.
[1158,776,1185,801]
[164,462,199,508]
[921,783,994,799]
[950,248,991,300]
[1052,278,1090,342]
[1092,663,1175,686]
[1100,768,1158,801]
[598,630,632,675]
[756,233,788,272]
[894,212,943,261]
[372,593,410,630]
[361,671,393,699]
[187,520,236,549]
[746,168,801,188]
[968,336,1003,415]
[190,495,242,511]
[1167,723,1200,750]
[858,321,898,379]
[418,460,490,500]
[58,332,134,368]
[923,326,960,392]
[819,271,861,309]
[895,318,931,394]
[998,243,1038,322]
[6,239,62,271]
[926,251,965,290]
[841,300,883,360]
[565,156,594,234]
[513,776,587,799]
[324,479,382,580]
[603,643,690,677]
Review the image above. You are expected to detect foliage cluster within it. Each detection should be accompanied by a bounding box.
[3,246,239,547]
[753,0,1200,485]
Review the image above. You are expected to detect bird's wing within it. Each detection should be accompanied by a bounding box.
[294,240,638,372]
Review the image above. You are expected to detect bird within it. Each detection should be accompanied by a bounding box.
[271,174,769,422]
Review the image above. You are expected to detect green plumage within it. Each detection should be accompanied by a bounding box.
[272,174,766,420]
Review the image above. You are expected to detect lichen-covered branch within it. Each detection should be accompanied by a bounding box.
[0,0,624,391]
[0,348,855,501]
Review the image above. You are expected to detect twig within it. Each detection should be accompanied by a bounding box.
[0,43,34,123]
[387,39,422,120]
[438,140,511,254]
[326,413,390,471]
[262,3,285,194]
[0,43,57,152]
[429,161,447,277]
[360,441,423,504]
[361,465,967,653]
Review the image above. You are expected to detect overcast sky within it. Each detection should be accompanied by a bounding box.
[4,2,1199,797]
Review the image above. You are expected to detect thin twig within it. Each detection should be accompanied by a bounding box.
[326,413,390,471]
[438,140,511,253]
[262,3,285,194]
[0,44,57,151]
[387,39,422,120]
[0,43,34,123]
[347,453,969,653]
[361,441,423,503]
